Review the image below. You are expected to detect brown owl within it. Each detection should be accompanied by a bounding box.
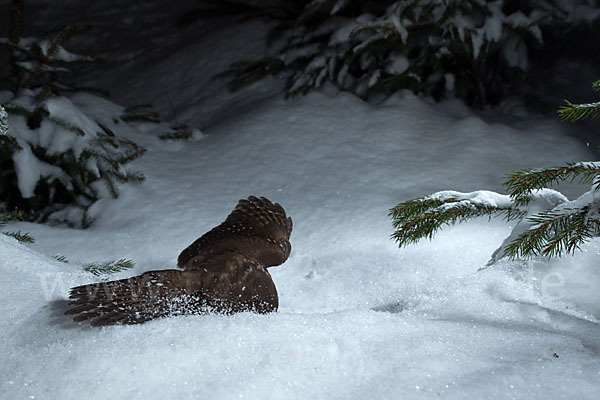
[65,196,292,326]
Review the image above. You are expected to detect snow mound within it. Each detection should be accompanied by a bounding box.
[2,231,600,400]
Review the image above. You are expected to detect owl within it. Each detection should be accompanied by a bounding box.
[65,196,292,326]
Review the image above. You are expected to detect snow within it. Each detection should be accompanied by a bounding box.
[12,137,71,198]
[386,52,409,75]
[502,36,529,70]
[428,190,514,209]
[328,19,357,46]
[390,14,408,43]
[0,105,7,134]
[2,2,600,399]
[486,189,570,265]
[567,4,600,23]
[38,38,94,63]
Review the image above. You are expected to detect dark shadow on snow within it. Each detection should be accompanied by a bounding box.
[371,300,408,314]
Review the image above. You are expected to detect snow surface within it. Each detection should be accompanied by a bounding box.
[2,2,600,399]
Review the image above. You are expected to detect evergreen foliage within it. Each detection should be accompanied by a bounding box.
[1,210,35,243]
[158,124,194,141]
[120,104,196,141]
[51,253,133,276]
[231,0,599,107]
[390,80,600,263]
[390,195,523,246]
[83,259,134,277]
[503,206,598,259]
[120,104,161,124]
[53,254,68,263]
[0,0,146,227]
[504,162,600,202]
[0,105,8,134]
[3,230,35,243]
[557,80,600,121]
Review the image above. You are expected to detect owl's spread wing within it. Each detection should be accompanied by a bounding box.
[65,196,288,326]
[65,256,278,326]
[178,196,293,270]
[65,269,203,326]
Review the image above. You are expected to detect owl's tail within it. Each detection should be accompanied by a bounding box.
[65,269,203,326]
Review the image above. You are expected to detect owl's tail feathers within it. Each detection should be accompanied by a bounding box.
[65,270,203,326]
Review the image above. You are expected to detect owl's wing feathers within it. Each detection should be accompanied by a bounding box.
[65,256,278,326]
[65,196,288,326]
[201,254,279,314]
[177,196,293,270]
[226,196,293,241]
[65,269,204,326]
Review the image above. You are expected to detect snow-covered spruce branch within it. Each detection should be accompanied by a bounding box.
[558,100,600,121]
[0,23,99,94]
[390,191,523,247]
[504,162,600,202]
[504,206,600,259]
[120,104,161,124]
[392,76,600,264]
[0,105,8,134]
[231,0,598,106]
[0,1,154,227]
[391,187,600,264]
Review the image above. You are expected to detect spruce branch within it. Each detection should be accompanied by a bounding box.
[53,254,69,263]
[0,4,148,227]
[504,207,600,259]
[102,175,119,198]
[296,0,338,27]
[48,115,86,136]
[2,209,28,221]
[229,58,284,92]
[0,134,21,154]
[45,25,92,58]
[114,169,145,184]
[505,163,600,202]
[3,231,35,243]
[1,210,32,242]
[96,122,115,137]
[83,259,134,276]
[4,104,87,135]
[390,197,522,247]
[391,77,600,263]
[159,125,193,141]
[21,24,93,89]
[558,80,600,121]
[0,105,8,134]
[557,100,600,122]
[3,103,30,117]
[120,104,160,124]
